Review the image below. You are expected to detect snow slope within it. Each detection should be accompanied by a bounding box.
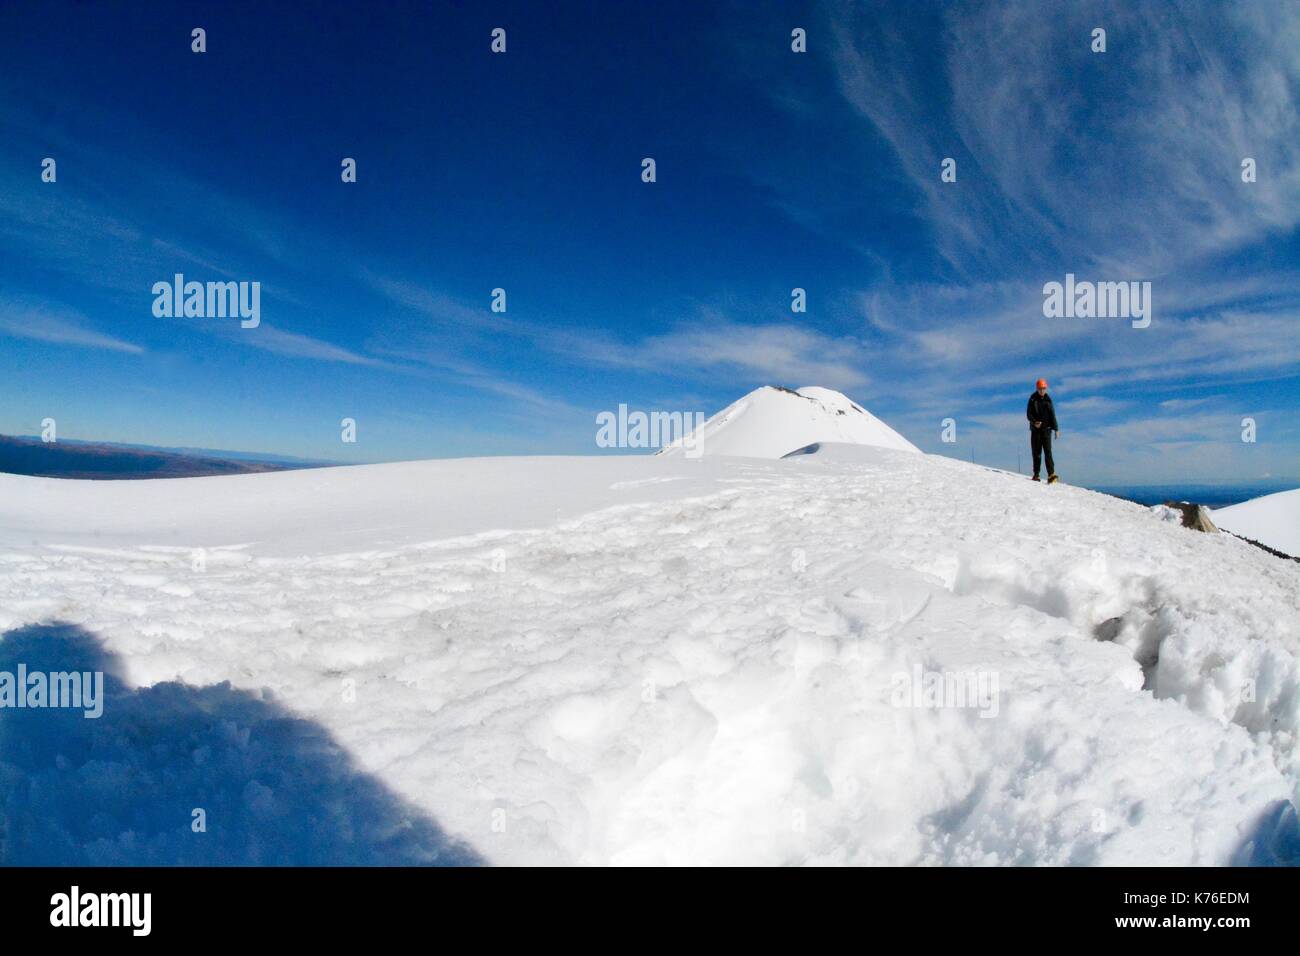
[658,385,919,458]
[1212,488,1300,557]
[1,445,1298,865]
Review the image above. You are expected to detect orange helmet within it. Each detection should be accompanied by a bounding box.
[1035,378,1048,389]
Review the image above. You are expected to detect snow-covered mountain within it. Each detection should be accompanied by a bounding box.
[1,424,1298,866]
[658,385,918,458]
[1212,488,1300,556]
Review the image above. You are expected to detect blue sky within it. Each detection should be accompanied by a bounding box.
[1,0,1297,485]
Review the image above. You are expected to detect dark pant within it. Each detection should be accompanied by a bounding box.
[1031,427,1054,477]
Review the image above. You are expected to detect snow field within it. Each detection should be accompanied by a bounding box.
[0,446,1297,864]
[1212,488,1300,557]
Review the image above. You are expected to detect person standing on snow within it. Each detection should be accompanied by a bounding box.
[1026,378,1060,483]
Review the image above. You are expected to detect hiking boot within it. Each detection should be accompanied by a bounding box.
[1047,474,1059,484]
[1031,475,1041,482]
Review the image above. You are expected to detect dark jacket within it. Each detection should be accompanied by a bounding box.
[1027,392,1058,431]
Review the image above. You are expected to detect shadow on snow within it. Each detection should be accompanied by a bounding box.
[0,621,481,866]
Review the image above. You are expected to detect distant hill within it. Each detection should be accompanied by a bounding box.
[657,385,918,458]
[0,434,335,480]
[1212,488,1300,557]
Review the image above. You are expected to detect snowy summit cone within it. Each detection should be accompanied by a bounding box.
[657,386,918,459]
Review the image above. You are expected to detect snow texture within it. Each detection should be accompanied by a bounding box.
[1,443,1297,865]
[1212,489,1300,557]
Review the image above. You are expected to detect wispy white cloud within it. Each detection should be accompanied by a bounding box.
[360,277,581,414]
[367,274,877,392]
[1159,397,1213,412]
[854,277,1300,402]
[240,325,390,367]
[367,342,580,417]
[827,0,1300,278]
[0,299,143,354]
[616,318,873,390]
[360,274,495,330]
[1059,396,1130,416]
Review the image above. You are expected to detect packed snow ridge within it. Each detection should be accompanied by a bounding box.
[658,385,919,458]
[0,394,1298,866]
[1212,489,1300,558]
